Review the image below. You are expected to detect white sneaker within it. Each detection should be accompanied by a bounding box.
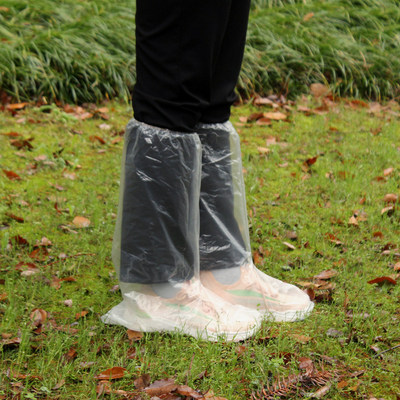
[201,264,314,322]
[101,279,261,342]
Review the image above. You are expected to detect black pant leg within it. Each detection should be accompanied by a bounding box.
[201,0,251,123]
[198,126,248,271]
[132,0,234,132]
[120,121,201,284]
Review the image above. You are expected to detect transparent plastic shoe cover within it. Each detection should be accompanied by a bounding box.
[101,119,261,341]
[196,122,314,322]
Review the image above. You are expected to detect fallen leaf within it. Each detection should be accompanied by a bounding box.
[64,299,73,307]
[52,379,65,390]
[254,97,274,106]
[383,167,394,176]
[177,385,204,399]
[348,215,359,226]
[30,308,47,328]
[134,373,151,389]
[95,367,126,380]
[326,328,344,338]
[337,380,348,389]
[257,146,271,154]
[6,102,29,110]
[263,111,287,120]
[393,262,400,271]
[283,241,296,250]
[144,379,178,396]
[5,212,24,223]
[314,269,338,280]
[256,117,272,126]
[79,361,95,369]
[3,170,21,180]
[383,193,398,203]
[127,329,143,342]
[75,310,89,319]
[64,347,78,362]
[381,206,395,216]
[311,384,331,398]
[72,216,91,228]
[367,276,396,285]
[305,156,318,166]
[89,135,106,144]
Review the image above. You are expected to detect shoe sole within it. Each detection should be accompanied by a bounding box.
[101,304,260,342]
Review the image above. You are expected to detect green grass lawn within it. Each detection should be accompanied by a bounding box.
[1,98,400,399]
[1,0,400,103]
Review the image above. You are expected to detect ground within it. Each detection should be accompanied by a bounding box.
[0,96,400,399]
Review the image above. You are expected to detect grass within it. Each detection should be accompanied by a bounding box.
[1,98,400,399]
[1,0,400,103]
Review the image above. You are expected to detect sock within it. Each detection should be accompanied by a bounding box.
[210,266,241,285]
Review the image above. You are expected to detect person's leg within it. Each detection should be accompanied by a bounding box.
[132,0,236,132]
[199,123,314,321]
[102,0,263,340]
[196,0,314,321]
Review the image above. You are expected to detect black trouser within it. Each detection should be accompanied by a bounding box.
[132,0,251,132]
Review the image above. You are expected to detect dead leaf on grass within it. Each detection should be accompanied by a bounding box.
[127,329,143,342]
[384,193,398,203]
[144,378,178,396]
[72,216,91,228]
[134,373,151,389]
[314,269,338,280]
[95,367,126,380]
[367,276,396,285]
[3,170,22,180]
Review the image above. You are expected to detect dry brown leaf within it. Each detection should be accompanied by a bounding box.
[3,169,21,180]
[75,310,89,319]
[383,167,394,176]
[127,329,143,342]
[367,276,396,285]
[381,206,395,216]
[384,193,398,203]
[254,97,274,106]
[257,146,271,154]
[256,117,272,126]
[72,216,91,228]
[311,384,331,398]
[95,367,126,380]
[393,262,400,271]
[144,379,178,396]
[6,102,29,110]
[314,269,338,280]
[283,241,296,250]
[348,215,358,226]
[30,308,47,327]
[176,385,204,399]
[134,373,151,389]
[263,111,287,120]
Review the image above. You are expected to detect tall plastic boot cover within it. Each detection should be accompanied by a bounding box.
[101,119,261,341]
[197,122,314,322]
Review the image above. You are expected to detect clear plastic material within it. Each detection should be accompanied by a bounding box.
[101,119,313,341]
[101,119,261,341]
[196,122,314,322]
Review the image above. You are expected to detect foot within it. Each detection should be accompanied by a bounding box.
[101,279,261,341]
[200,265,314,322]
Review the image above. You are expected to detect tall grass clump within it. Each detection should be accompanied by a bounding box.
[243,0,400,99]
[0,0,136,104]
[1,0,400,103]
